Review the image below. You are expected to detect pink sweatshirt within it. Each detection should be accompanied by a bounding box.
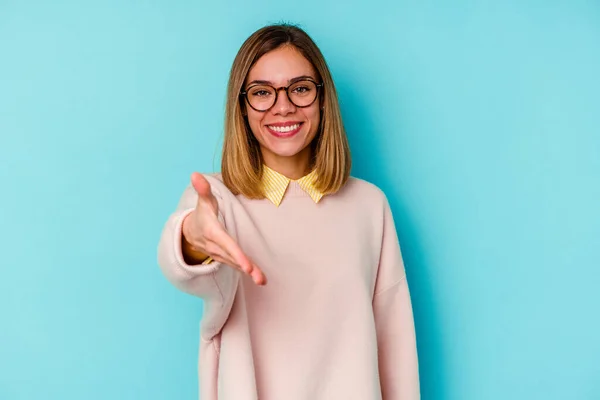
[157,174,420,400]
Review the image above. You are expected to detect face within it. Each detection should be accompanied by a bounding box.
[243,46,321,172]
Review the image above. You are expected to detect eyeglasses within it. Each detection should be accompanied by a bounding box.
[240,79,323,112]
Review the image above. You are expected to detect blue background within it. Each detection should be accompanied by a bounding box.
[1,1,599,399]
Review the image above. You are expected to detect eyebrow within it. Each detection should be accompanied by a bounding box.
[246,75,316,87]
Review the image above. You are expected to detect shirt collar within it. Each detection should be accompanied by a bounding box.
[261,165,324,206]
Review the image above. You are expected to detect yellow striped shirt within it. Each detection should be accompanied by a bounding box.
[261,164,324,206]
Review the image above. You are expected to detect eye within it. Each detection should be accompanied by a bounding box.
[292,85,311,94]
[290,80,316,96]
[249,86,273,98]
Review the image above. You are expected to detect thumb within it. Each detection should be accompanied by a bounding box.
[190,172,218,211]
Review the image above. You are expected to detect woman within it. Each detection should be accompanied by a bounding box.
[157,23,420,400]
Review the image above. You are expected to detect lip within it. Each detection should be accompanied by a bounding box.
[265,122,304,138]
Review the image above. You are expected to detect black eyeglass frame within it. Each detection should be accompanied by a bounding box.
[240,79,324,112]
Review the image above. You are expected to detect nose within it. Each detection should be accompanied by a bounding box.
[271,88,296,115]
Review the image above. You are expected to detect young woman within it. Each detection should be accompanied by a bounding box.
[157,24,420,400]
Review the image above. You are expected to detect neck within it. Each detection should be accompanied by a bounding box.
[261,147,312,180]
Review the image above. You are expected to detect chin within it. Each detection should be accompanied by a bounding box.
[263,142,309,158]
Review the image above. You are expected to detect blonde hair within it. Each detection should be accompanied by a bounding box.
[221,23,351,198]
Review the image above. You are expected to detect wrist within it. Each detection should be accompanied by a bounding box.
[181,212,209,264]
[182,211,195,244]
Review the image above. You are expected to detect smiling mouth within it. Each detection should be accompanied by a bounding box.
[265,122,304,137]
[267,123,302,132]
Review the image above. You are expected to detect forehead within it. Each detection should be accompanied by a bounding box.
[246,46,316,84]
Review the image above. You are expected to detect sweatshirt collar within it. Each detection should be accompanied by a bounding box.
[261,165,324,206]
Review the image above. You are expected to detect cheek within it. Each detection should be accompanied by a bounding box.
[305,106,321,134]
[246,111,265,138]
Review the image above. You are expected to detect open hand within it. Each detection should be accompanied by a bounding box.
[182,172,267,286]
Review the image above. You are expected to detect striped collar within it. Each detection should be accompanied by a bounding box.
[261,165,324,206]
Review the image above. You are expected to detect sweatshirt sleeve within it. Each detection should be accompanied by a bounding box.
[156,176,240,340]
[373,195,420,399]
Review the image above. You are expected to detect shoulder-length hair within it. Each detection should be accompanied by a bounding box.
[221,23,351,198]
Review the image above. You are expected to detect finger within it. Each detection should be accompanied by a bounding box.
[213,256,266,286]
[210,253,237,268]
[211,227,254,274]
[208,250,238,270]
[205,236,249,273]
[250,263,267,286]
[203,240,234,265]
[208,242,267,286]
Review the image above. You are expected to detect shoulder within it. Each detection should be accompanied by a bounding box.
[336,176,389,206]
[327,176,391,220]
[200,172,223,185]
[204,172,223,182]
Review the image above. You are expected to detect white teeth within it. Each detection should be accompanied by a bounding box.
[268,123,300,133]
